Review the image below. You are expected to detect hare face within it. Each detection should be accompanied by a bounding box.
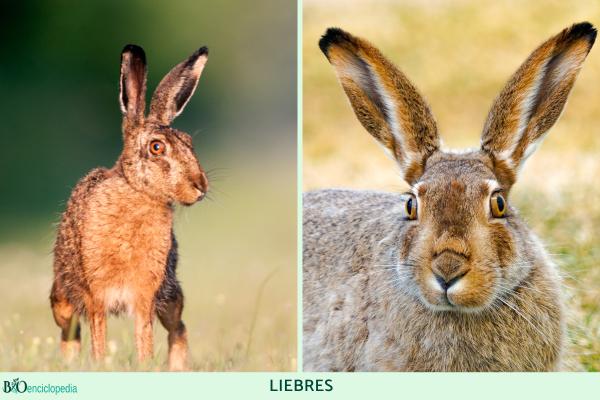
[121,123,208,206]
[405,152,523,312]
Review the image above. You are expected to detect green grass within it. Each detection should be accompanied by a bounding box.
[304,0,600,371]
[0,162,297,371]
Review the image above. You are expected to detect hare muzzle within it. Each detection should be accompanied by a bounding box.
[179,169,208,205]
[425,250,490,310]
[194,171,209,200]
[414,244,498,312]
[431,251,469,291]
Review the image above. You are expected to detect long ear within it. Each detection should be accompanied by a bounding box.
[119,44,147,125]
[319,28,439,184]
[148,47,208,125]
[481,22,596,187]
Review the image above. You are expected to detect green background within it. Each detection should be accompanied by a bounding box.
[0,0,296,224]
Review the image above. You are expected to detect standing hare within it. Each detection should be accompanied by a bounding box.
[51,44,209,371]
[303,23,595,371]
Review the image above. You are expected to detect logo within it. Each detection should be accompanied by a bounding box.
[3,378,28,393]
[2,378,77,395]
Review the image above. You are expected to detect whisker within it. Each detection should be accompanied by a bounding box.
[497,297,547,338]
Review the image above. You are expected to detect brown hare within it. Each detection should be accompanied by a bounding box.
[51,44,209,371]
[303,23,596,371]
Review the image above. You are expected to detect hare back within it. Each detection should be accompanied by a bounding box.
[303,189,563,371]
[53,167,175,315]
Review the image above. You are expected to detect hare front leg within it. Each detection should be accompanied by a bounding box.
[134,299,155,363]
[87,299,107,360]
[157,286,188,371]
[50,281,81,360]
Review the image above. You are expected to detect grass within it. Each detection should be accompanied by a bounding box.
[0,159,297,371]
[303,0,600,371]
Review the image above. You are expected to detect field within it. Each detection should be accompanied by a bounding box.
[0,160,297,371]
[303,0,600,370]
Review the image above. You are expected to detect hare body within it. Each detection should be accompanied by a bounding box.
[304,24,595,371]
[51,45,209,370]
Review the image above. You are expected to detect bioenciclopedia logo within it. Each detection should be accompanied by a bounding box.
[3,378,78,395]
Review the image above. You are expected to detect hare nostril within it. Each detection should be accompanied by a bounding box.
[193,172,209,193]
[433,270,469,292]
[434,274,450,290]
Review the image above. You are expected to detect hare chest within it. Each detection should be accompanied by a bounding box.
[80,176,173,312]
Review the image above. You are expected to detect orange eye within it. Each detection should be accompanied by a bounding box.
[149,140,165,155]
[491,193,506,218]
[404,195,418,220]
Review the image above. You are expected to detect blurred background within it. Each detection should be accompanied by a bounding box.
[0,0,296,370]
[304,0,600,371]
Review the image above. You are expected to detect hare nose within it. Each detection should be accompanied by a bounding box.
[194,171,209,194]
[431,251,469,291]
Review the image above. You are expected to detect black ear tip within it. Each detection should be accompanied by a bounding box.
[319,27,352,56]
[184,46,208,68]
[121,44,146,62]
[569,22,597,46]
[196,46,209,56]
[190,46,208,61]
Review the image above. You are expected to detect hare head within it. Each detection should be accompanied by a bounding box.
[117,44,209,206]
[320,23,595,312]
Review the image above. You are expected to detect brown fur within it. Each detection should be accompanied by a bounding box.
[51,44,209,370]
[321,28,439,184]
[304,23,595,371]
[481,23,596,187]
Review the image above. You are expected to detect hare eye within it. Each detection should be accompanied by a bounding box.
[490,193,506,218]
[404,195,418,220]
[149,140,166,156]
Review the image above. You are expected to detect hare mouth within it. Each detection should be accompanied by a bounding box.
[180,187,205,206]
[424,299,488,314]
[419,284,492,314]
[194,187,206,201]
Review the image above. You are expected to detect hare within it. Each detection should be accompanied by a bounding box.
[50,44,209,371]
[303,23,596,371]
